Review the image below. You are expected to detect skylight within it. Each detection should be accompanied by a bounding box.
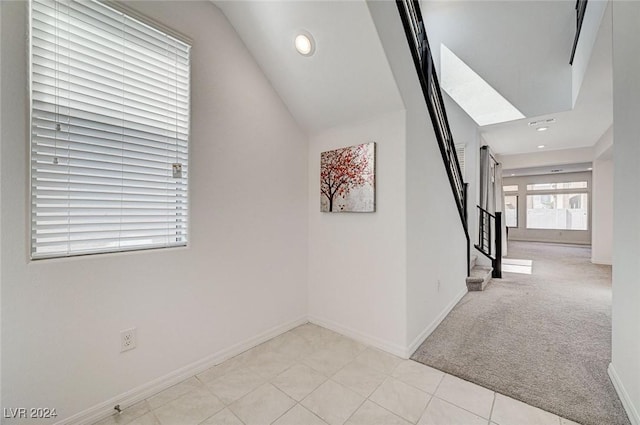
[440,44,525,126]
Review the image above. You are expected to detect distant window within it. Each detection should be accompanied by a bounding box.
[526,194,588,230]
[503,185,518,192]
[526,182,587,191]
[504,195,518,227]
[30,0,191,259]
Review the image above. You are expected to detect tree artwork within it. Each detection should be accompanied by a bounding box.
[320,142,375,212]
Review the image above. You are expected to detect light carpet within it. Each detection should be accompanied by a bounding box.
[412,241,630,425]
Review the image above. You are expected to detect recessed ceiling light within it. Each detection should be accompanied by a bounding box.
[510,173,515,176]
[588,167,593,171]
[536,127,548,132]
[294,32,315,56]
[537,145,545,149]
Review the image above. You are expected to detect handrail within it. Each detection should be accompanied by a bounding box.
[396,0,467,232]
[396,0,469,276]
[475,206,502,278]
[477,205,496,219]
[569,0,588,65]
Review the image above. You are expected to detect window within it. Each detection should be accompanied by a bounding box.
[526,194,588,230]
[503,185,518,192]
[30,0,191,259]
[526,181,587,191]
[504,195,518,227]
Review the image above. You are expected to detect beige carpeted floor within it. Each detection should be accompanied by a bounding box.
[411,241,630,425]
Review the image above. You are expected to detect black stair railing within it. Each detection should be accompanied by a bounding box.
[569,0,588,65]
[475,206,502,278]
[396,0,470,275]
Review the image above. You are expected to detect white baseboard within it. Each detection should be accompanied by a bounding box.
[56,316,308,425]
[308,315,408,359]
[405,287,467,358]
[591,257,612,266]
[608,363,639,425]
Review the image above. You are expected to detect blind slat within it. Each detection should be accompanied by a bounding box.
[31,0,190,259]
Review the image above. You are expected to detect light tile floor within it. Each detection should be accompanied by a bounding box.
[94,324,582,425]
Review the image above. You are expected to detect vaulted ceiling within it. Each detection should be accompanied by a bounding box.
[214,0,404,134]
[213,0,613,158]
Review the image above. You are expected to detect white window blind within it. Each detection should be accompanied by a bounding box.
[455,144,465,179]
[30,0,191,259]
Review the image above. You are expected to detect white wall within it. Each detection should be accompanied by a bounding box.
[444,93,481,256]
[367,0,468,354]
[405,98,468,352]
[610,2,640,423]
[502,172,592,245]
[308,111,408,354]
[591,125,613,265]
[591,156,612,264]
[1,1,308,423]
[571,0,608,107]
[594,125,613,159]
[0,0,3,409]
[591,126,613,265]
[499,147,594,171]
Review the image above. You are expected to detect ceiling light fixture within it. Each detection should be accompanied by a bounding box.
[294,32,315,56]
[528,118,556,126]
[536,127,548,132]
[537,145,545,149]
[588,167,593,171]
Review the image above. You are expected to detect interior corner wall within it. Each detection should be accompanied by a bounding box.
[307,110,408,355]
[365,0,468,356]
[405,99,467,354]
[611,1,640,423]
[591,157,613,265]
[1,1,308,422]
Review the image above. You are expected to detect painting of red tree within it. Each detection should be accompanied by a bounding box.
[320,142,375,212]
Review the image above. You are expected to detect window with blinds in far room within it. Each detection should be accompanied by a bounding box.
[30,0,191,259]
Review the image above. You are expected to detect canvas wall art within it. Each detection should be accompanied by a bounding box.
[320,142,375,212]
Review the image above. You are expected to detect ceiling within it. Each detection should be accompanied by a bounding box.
[212,0,612,160]
[424,0,613,157]
[213,0,404,134]
[480,3,613,155]
[423,1,574,120]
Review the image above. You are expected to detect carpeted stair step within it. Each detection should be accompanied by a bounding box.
[470,254,478,269]
[466,265,493,291]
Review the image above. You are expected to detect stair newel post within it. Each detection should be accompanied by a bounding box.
[494,212,503,278]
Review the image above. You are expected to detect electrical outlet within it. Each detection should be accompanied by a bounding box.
[120,328,136,352]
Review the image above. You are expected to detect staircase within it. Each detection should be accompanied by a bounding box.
[466,255,493,291]
[467,204,503,291]
[396,0,472,279]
